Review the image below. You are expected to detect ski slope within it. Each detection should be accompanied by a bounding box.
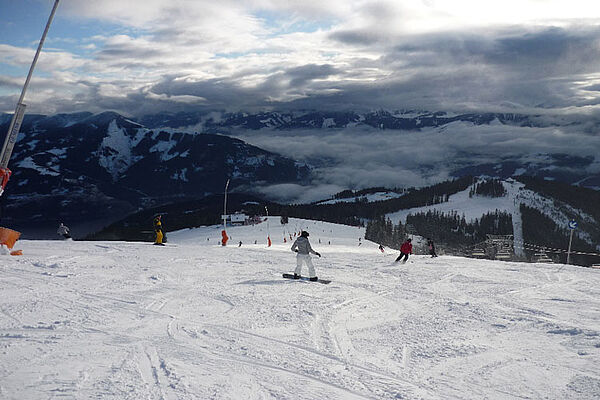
[1,217,599,399]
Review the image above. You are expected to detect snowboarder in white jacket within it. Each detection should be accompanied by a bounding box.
[291,231,321,281]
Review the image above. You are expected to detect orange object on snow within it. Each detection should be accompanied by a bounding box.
[0,227,21,249]
[267,236,272,247]
[10,250,23,256]
[221,230,229,246]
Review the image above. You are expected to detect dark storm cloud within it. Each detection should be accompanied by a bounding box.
[302,26,600,112]
[389,26,600,76]
[327,1,403,46]
[6,12,600,120]
[93,38,176,69]
[79,24,593,117]
[139,64,342,112]
[582,84,600,92]
[490,28,590,63]
[97,46,165,61]
[11,23,600,117]
[149,76,265,110]
[284,64,340,87]
[329,29,384,46]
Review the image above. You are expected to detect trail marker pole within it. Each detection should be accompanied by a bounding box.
[220,179,230,246]
[566,220,577,264]
[223,179,230,231]
[265,206,271,246]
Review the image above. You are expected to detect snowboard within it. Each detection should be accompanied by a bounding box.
[282,273,331,284]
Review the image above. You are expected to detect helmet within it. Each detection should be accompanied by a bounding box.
[301,231,309,237]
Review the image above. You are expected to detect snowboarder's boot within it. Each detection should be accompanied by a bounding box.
[309,276,318,282]
[293,273,300,279]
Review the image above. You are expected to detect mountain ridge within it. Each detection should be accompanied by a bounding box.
[0,110,598,239]
[0,112,310,237]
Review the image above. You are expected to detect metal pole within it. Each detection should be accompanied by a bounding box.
[265,206,271,246]
[566,228,574,264]
[265,206,269,234]
[0,0,60,169]
[223,179,230,231]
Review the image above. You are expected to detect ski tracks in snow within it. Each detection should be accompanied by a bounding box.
[2,237,599,399]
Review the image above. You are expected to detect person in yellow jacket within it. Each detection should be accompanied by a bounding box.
[153,215,164,245]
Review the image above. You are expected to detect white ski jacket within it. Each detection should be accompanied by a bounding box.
[291,236,318,255]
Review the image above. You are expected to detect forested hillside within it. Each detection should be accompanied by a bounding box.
[87,176,600,267]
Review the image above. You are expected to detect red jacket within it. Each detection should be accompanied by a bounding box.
[400,241,412,254]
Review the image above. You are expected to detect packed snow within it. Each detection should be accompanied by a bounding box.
[1,217,599,399]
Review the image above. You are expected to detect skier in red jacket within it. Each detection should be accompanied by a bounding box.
[395,238,412,263]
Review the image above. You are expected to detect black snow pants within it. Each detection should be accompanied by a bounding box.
[395,252,409,262]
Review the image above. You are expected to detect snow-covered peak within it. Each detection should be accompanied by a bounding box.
[97,120,145,179]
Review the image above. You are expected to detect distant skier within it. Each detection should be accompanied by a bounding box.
[427,238,438,257]
[238,241,242,247]
[153,215,164,246]
[395,238,412,263]
[291,231,321,281]
[57,223,71,239]
[379,244,385,253]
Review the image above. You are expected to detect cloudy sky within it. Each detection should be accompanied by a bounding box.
[2,0,600,117]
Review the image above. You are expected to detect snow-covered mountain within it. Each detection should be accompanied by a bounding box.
[138,109,570,131]
[0,112,310,236]
[1,217,599,398]
[1,109,598,240]
[135,109,600,191]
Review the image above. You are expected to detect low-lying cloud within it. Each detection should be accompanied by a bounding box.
[233,121,600,202]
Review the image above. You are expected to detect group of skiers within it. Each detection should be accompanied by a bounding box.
[290,233,438,281]
[149,215,439,283]
[393,237,437,263]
